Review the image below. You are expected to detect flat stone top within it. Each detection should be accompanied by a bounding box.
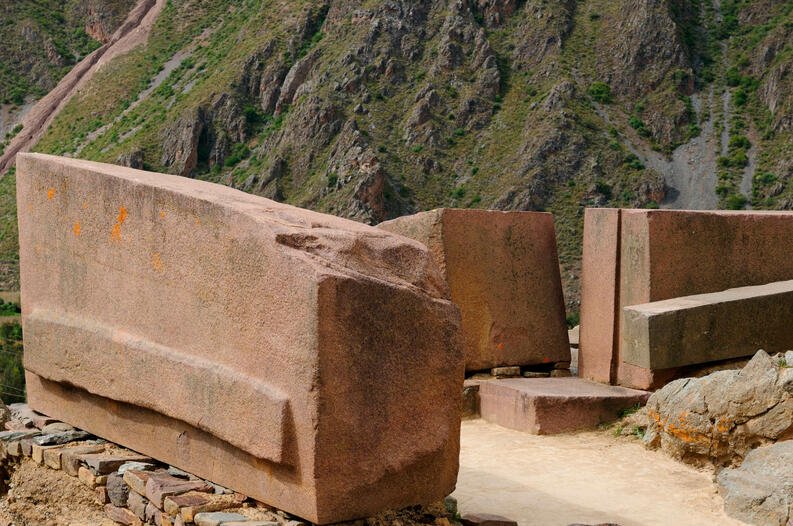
[480,378,648,399]
[625,279,793,315]
[17,153,447,298]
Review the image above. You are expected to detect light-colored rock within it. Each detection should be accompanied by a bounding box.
[717,441,793,526]
[128,490,149,520]
[145,472,212,509]
[18,153,462,524]
[460,513,518,526]
[623,279,793,369]
[123,470,155,496]
[644,350,793,466]
[194,512,248,526]
[379,208,570,371]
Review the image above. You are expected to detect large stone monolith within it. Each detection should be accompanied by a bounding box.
[16,153,464,524]
[379,209,570,372]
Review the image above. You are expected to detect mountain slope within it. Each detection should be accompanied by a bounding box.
[14,0,793,312]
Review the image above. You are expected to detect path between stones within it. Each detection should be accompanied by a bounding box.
[453,420,748,526]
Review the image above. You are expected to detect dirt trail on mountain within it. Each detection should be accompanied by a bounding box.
[0,0,166,175]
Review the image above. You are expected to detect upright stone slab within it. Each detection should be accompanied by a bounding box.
[16,153,464,524]
[580,208,793,389]
[379,209,570,372]
[578,208,621,384]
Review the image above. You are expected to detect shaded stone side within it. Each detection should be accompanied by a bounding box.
[380,208,570,372]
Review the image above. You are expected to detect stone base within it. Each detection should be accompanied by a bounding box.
[478,378,649,434]
[25,372,451,524]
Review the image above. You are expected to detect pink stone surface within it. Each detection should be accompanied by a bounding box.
[16,153,464,524]
[478,378,649,434]
[578,208,621,384]
[580,208,793,390]
[380,209,570,372]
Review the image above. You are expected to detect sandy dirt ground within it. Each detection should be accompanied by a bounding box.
[453,420,748,526]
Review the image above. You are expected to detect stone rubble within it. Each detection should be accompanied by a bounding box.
[0,404,479,526]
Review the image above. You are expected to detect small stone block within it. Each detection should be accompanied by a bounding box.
[164,491,211,516]
[550,369,572,378]
[32,430,90,446]
[20,437,37,456]
[522,371,550,378]
[194,512,248,526]
[31,443,62,464]
[124,469,155,496]
[43,446,65,469]
[78,465,107,488]
[40,422,75,434]
[146,472,213,509]
[96,486,109,504]
[105,504,143,526]
[491,366,521,379]
[61,444,106,476]
[107,472,130,507]
[177,492,247,522]
[460,513,518,526]
[118,461,156,474]
[128,490,149,520]
[81,452,152,474]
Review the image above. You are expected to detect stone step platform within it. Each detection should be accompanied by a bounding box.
[477,378,650,434]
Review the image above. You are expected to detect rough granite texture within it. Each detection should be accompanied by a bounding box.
[644,350,793,467]
[379,208,570,372]
[717,441,793,526]
[16,153,464,524]
[622,279,793,369]
[580,208,793,389]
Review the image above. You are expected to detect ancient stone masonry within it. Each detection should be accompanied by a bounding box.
[580,208,793,390]
[15,153,464,524]
[0,405,459,525]
[379,209,570,373]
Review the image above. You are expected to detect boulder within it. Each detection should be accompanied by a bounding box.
[16,153,463,524]
[717,441,793,526]
[644,350,793,466]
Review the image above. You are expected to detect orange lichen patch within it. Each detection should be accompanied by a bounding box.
[159,210,166,219]
[73,222,81,237]
[151,253,163,272]
[47,188,56,200]
[664,421,711,446]
[110,206,128,241]
[82,201,89,209]
[715,417,733,434]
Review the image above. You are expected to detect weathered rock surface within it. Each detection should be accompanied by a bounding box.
[717,441,793,526]
[644,350,793,466]
[581,208,793,389]
[16,153,463,524]
[380,208,570,372]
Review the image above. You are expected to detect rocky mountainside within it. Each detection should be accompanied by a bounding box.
[2,0,792,312]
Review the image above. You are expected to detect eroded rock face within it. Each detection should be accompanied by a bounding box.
[16,153,464,525]
[644,350,793,466]
[717,441,793,526]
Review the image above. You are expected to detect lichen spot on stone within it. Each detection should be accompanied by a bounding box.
[47,188,56,200]
[111,206,128,241]
[73,222,81,237]
[159,210,166,219]
[151,252,163,272]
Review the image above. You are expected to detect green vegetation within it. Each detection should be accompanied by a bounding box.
[0,321,24,404]
[588,82,612,104]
